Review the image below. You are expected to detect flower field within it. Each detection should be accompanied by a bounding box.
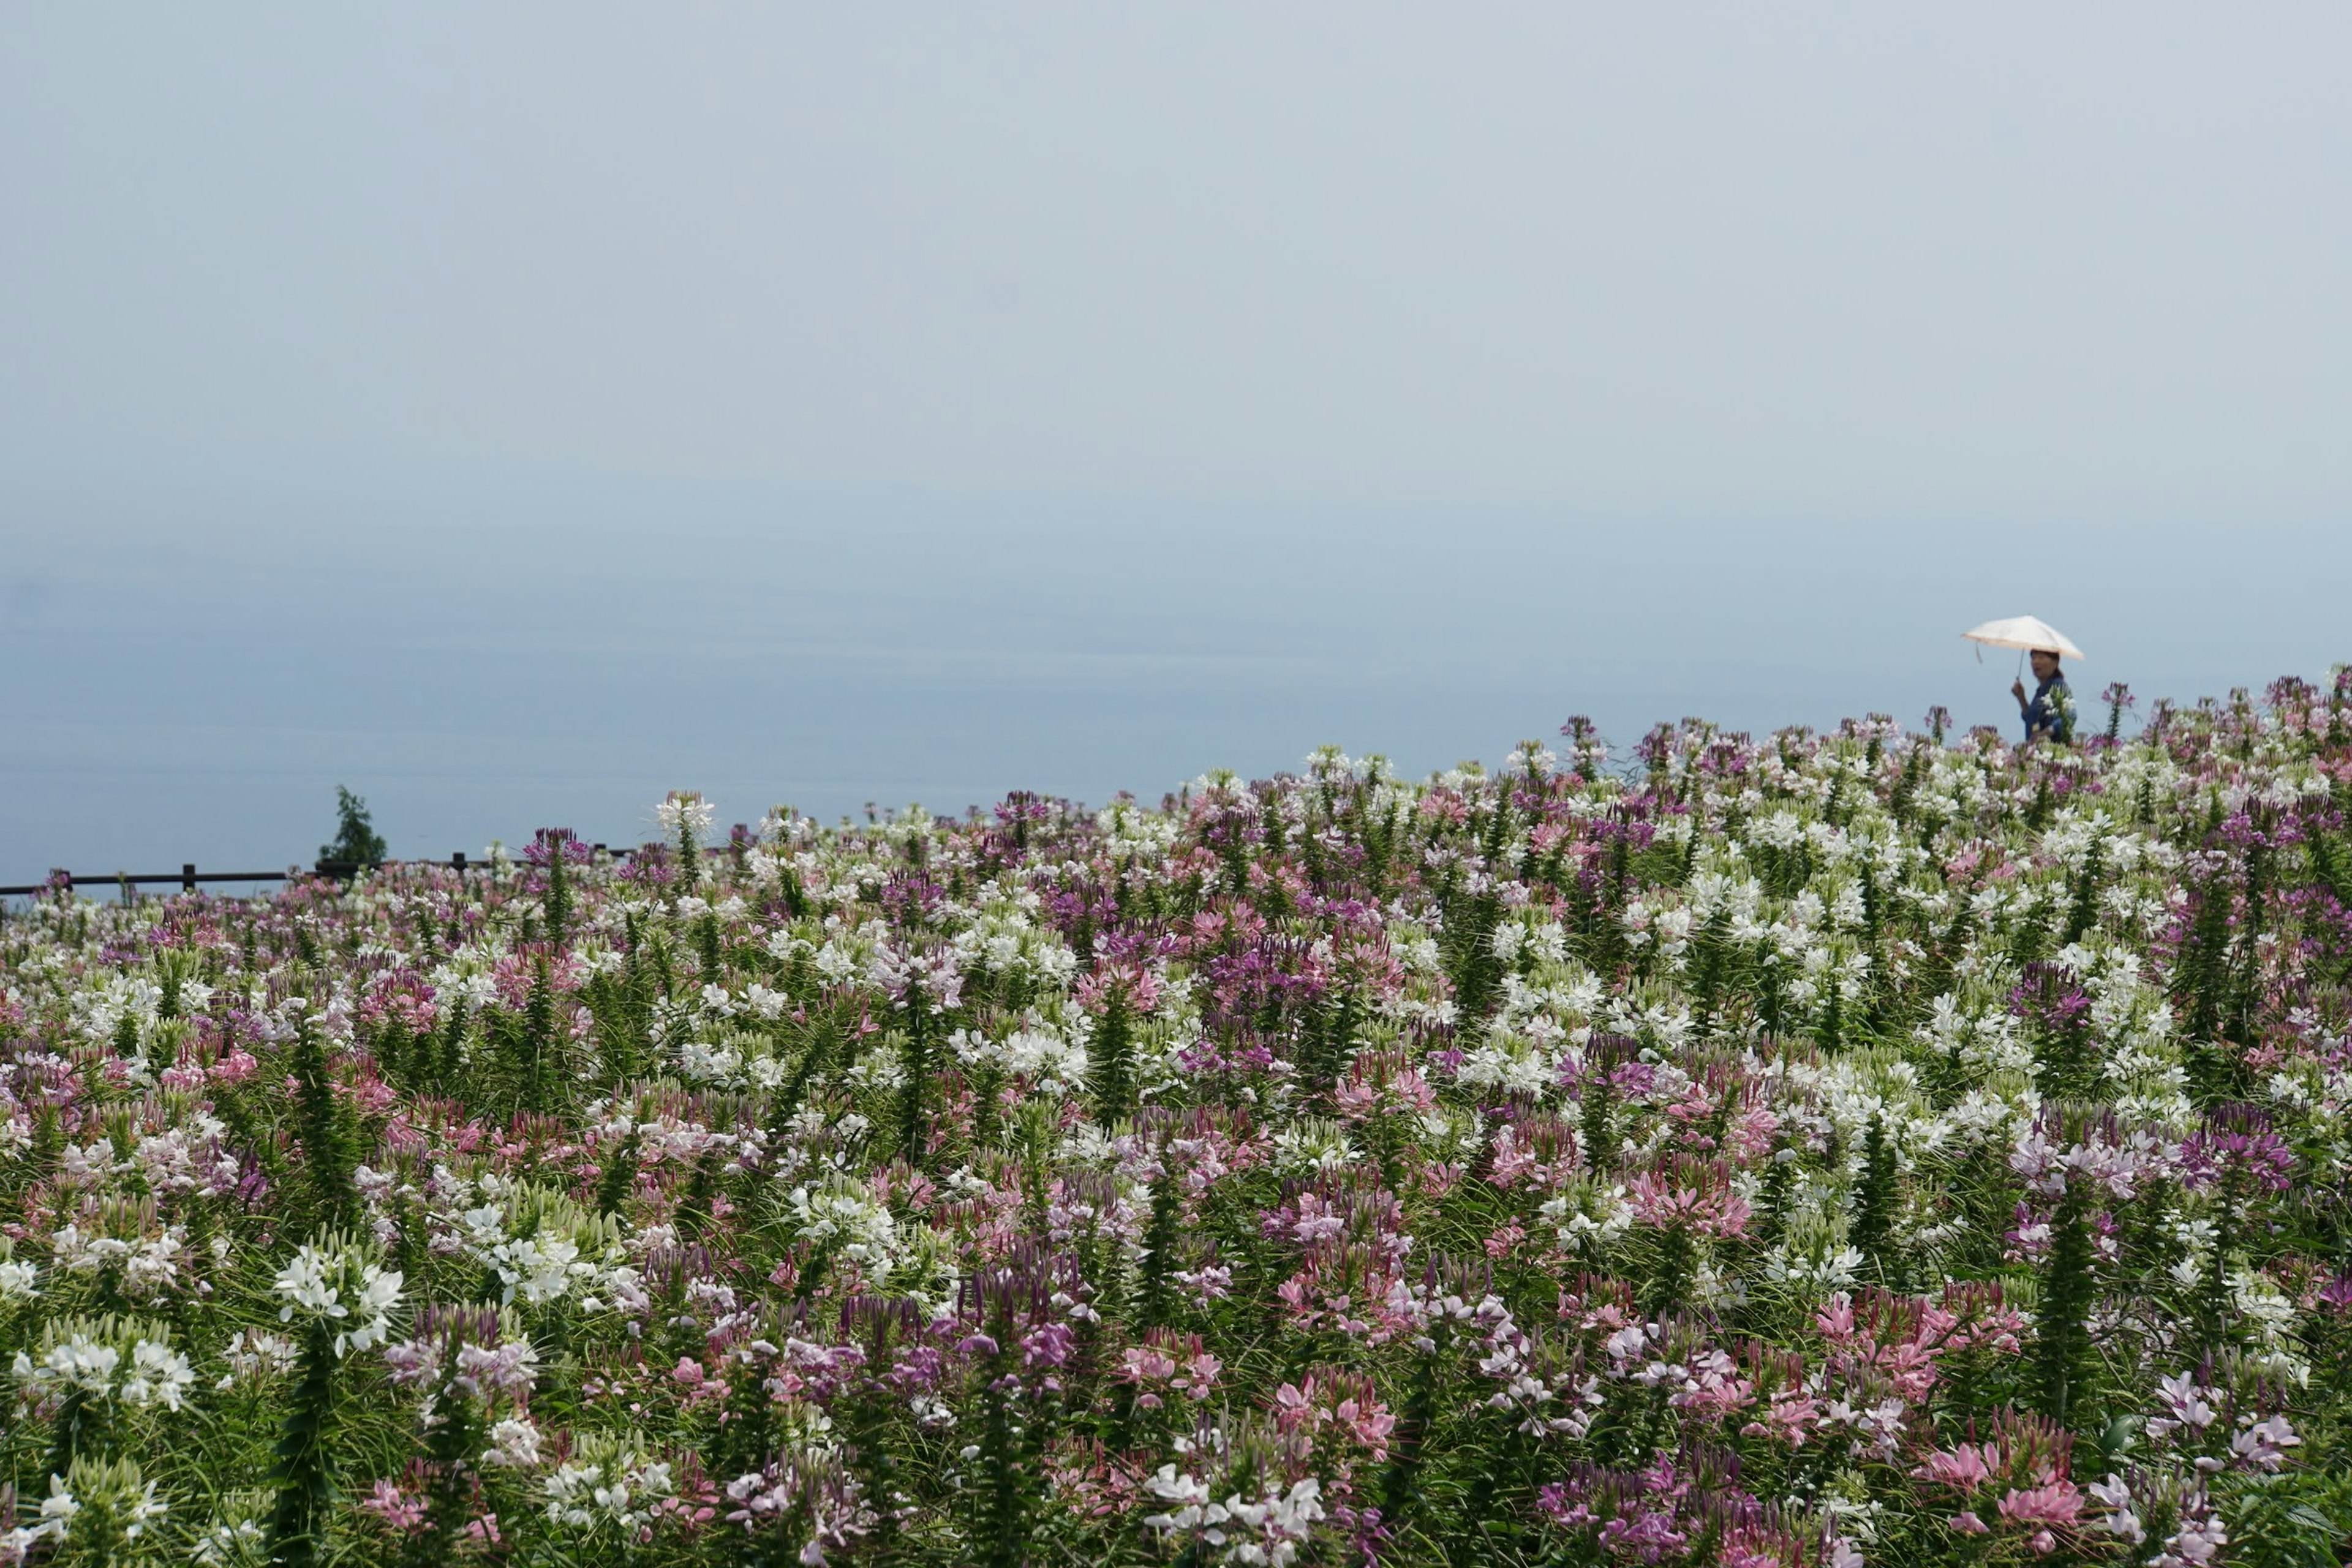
[9,677,2352,1567]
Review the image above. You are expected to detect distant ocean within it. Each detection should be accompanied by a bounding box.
[2,461,2339,881]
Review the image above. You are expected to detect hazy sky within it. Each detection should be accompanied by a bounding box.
[3,6,2348,878]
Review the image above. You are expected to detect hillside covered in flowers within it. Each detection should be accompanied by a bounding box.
[7,676,2352,1567]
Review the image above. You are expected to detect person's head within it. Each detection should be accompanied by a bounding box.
[2030,649,2062,682]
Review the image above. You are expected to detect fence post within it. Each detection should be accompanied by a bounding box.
[183,863,197,892]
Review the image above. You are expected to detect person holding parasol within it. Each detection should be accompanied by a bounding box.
[1962,615,2083,746]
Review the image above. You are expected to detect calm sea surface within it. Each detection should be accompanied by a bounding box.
[2,462,2339,881]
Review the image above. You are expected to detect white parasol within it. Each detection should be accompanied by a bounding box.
[1961,616,2084,671]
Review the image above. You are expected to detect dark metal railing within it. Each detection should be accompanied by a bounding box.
[0,846,641,900]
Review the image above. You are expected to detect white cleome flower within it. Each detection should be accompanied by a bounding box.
[272,1243,404,1356]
